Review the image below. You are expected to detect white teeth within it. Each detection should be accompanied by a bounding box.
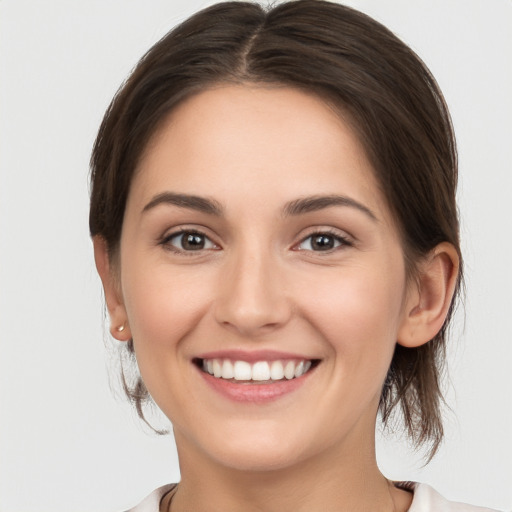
[213,359,222,378]
[284,361,295,380]
[294,360,304,378]
[270,360,284,380]
[221,359,234,379]
[233,360,252,380]
[202,358,314,381]
[252,361,270,381]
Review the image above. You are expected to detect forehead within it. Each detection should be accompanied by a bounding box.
[130,85,389,222]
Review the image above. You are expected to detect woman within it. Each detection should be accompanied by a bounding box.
[89,1,501,511]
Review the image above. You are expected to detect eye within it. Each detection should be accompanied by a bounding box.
[162,230,217,252]
[296,232,351,252]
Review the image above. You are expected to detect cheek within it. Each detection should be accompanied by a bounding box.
[121,259,213,352]
[295,264,406,362]
[120,260,217,413]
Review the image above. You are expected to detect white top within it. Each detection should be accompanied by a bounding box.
[126,483,503,511]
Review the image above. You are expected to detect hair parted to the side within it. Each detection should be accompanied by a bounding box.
[90,0,462,460]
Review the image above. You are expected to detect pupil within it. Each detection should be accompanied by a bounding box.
[312,235,334,250]
[183,233,204,250]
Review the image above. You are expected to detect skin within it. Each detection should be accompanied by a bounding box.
[94,85,459,511]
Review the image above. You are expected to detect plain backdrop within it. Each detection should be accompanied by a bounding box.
[1,1,511,511]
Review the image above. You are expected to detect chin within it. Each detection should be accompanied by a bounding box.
[188,422,320,473]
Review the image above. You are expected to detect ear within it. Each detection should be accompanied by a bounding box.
[93,236,132,342]
[397,242,460,348]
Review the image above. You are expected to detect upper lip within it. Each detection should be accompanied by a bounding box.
[195,349,317,363]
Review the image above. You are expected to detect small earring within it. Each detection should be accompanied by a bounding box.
[116,324,126,333]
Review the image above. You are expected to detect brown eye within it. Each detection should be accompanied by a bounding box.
[297,232,351,252]
[182,233,205,250]
[311,234,335,250]
[164,231,216,251]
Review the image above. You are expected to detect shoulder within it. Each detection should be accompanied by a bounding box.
[124,484,177,512]
[407,483,504,512]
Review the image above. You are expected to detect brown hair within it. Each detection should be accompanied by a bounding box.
[90,0,462,459]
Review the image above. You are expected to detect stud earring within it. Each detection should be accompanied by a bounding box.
[116,324,126,333]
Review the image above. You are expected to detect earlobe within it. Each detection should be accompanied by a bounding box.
[397,242,460,348]
[92,236,132,342]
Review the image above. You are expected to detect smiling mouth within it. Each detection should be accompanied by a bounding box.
[194,358,320,382]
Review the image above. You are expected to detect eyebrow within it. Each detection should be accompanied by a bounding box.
[283,195,378,221]
[142,192,377,221]
[142,192,223,216]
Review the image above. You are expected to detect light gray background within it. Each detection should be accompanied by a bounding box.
[1,1,511,511]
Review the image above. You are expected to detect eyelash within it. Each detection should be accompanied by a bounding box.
[160,229,218,255]
[295,229,353,253]
[160,228,353,255]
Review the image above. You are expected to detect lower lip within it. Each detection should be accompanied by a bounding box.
[198,367,314,403]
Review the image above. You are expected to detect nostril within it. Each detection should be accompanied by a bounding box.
[212,266,292,334]
[214,302,293,336]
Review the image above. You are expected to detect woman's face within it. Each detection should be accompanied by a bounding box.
[116,85,414,471]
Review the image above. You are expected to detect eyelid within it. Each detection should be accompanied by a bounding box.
[159,227,220,253]
[293,228,354,252]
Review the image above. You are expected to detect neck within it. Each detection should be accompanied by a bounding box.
[169,426,409,512]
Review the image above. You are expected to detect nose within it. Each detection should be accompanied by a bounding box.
[213,248,292,337]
